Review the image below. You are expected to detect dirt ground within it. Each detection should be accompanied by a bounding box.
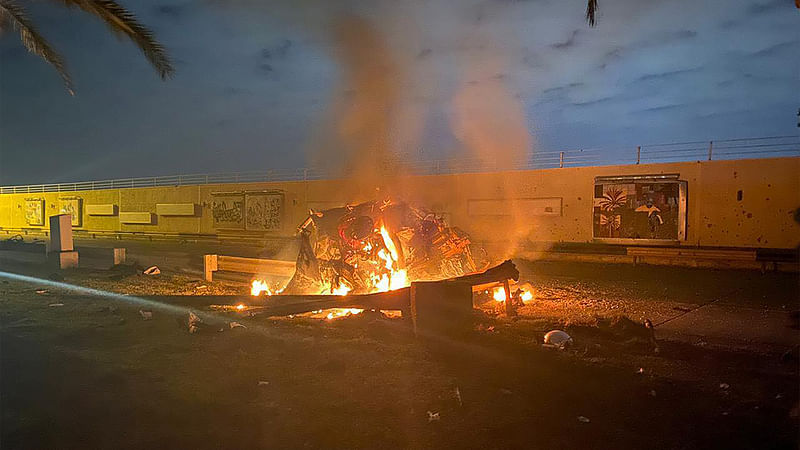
[1,259,797,449]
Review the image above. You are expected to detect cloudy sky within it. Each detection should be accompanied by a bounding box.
[0,0,797,185]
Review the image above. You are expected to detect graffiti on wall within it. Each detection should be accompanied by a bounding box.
[59,197,82,227]
[211,191,284,231]
[593,179,684,240]
[24,198,45,226]
[211,194,245,229]
[245,193,283,231]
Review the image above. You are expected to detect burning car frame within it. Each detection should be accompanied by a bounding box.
[282,199,488,296]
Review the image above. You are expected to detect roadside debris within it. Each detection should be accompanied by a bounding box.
[427,411,440,422]
[35,289,49,295]
[195,285,208,291]
[143,266,161,275]
[577,416,590,423]
[229,321,246,329]
[139,310,153,320]
[258,380,270,386]
[48,303,64,307]
[454,387,463,407]
[188,311,202,333]
[543,330,573,348]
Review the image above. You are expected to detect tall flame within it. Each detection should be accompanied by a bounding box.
[372,225,409,293]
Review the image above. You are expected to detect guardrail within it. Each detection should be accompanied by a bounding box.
[2,135,797,194]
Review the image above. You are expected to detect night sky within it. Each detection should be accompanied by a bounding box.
[0,0,797,185]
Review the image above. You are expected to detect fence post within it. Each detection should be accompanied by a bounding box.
[636,146,641,164]
[559,151,564,168]
[707,141,713,161]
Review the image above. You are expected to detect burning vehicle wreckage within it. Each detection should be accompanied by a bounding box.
[234,200,534,333]
[283,200,487,296]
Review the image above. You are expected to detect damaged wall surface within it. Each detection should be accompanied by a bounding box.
[1,157,798,250]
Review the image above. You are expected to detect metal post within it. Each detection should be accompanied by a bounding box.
[503,279,515,316]
[707,141,713,161]
[559,151,564,168]
[636,146,641,164]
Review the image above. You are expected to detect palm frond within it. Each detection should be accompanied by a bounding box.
[54,0,174,79]
[586,0,598,27]
[0,0,74,94]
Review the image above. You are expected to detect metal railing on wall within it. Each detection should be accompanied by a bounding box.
[1,135,797,194]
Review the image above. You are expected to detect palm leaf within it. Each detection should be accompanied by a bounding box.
[53,0,174,79]
[0,0,74,94]
[586,0,598,27]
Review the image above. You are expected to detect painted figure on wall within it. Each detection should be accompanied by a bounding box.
[593,180,680,240]
[24,199,45,226]
[635,198,664,239]
[59,198,82,227]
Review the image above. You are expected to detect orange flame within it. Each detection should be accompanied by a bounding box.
[251,280,271,296]
[493,286,507,302]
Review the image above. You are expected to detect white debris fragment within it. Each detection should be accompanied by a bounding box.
[139,310,153,320]
[543,330,573,348]
[577,416,590,423]
[258,381,270,386]
[36,289,49,295]
[719,383,730,390]
[143,266,161,275]
[188,311,202,333]
[229,321,246,329]
[454,387,463,407]
[427,411,440,422]
[48,303,64,307]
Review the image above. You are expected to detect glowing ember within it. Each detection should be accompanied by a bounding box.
[325,308,363,320]
[493,286,507,302]
[520,290,534,303]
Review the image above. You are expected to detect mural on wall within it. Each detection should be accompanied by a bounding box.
[593,179,683,240]
[24,198,45,226]
[245,192,283,231]
[59,197,82,227]
[211,194,245,229]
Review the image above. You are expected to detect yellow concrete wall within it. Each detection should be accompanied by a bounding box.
[1,157,798,249]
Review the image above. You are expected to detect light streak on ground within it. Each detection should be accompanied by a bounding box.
[0,270,192,316]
